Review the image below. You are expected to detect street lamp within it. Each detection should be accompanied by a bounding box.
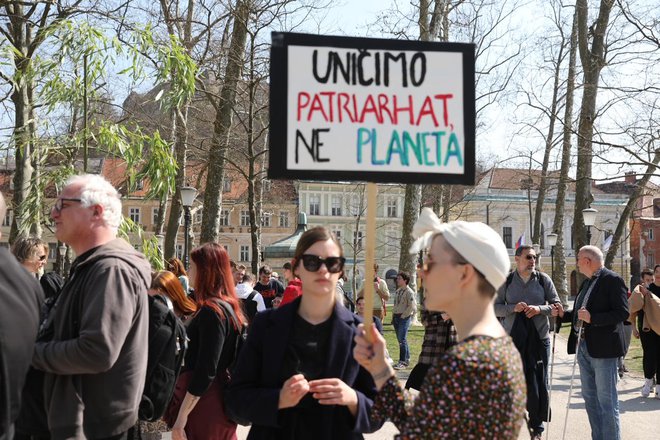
[582,207,598,244]
[58,244,67,277]
[547,232,558,277]
[180,186,198,270]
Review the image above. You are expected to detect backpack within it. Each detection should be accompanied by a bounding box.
[138,294,188,422]
[240,291,258,325]
[214,300,250,426]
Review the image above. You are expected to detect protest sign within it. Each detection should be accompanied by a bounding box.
[269,32,475,184]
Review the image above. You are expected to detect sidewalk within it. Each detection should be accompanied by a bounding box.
[162,333,660,439]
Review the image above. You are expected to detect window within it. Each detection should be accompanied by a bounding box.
[263,180,272,192]
[223,179,232,193]
[333,229,342,243]
[136,179,144,190]
[223,244,229,252]
[386,198,398,218]
[152,207,159,225]
[503,227,513,249]
[48,243,57,260]
[331,196,342,216]
[309,195,320,216]
[195,208,203,224]
[649,228,655,241]
[175,244,184,259]
[350,196,360,216]
[240,245,250,262]
[241,210,250,226]
[2,209,12,227]
[279,211,289,228]
[261,212,271,227]
[220,209,230,226]
[353,231,364,250]
[648,253,655,268]
[129,207,141,224]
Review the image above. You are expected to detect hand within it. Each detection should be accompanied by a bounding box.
[514,302,528,313]
[550,303,564,318]
[308,378,358,409]
[577,307,591,324]
[523,305,541,318]
[353,323,388,376]
[278,374,310,409]
[171,427,187,440]
[639,285,650,297]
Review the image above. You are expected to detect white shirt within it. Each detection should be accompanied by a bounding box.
[235,282,266,312]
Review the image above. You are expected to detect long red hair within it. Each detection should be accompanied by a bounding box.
[151,270,197,318]
[190,242,245,329]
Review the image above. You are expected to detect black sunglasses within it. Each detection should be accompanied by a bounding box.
[300,254,345,273]
[525,255,538,260]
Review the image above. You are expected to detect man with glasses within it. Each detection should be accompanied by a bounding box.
[552,245,629,440]
[31,174,151,440]
[255,264,284,308]
[495,245,560,440]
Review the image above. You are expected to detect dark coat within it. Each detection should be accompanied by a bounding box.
[225,296,381,439]
[563,268,629,358]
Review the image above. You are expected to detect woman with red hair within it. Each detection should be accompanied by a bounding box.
[167,243,245,440]
[151,270,197,320]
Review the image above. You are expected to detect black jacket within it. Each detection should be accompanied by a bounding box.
[225,296,381,439]
[563,268,629,358]
[0,248,43,439]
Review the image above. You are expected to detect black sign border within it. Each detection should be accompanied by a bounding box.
[269,32,476,185]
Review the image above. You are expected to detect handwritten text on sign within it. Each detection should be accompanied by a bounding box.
[287,45,465,174]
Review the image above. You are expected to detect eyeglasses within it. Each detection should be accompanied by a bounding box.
[53,198,82,213]
[38,255,47,262]
[525,255,538,261]
[300,254,345,273]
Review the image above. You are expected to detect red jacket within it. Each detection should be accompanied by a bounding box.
[280,279,302,306]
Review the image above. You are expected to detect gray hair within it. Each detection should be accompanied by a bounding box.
[11,237,47,263]
[579,245,604,263]
[65,174,122,234]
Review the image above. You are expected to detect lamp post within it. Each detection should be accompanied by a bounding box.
[155,234,165,266]
[58,244,67,277]
[582,207,598,245]
[547,232,558,279]
[180,186,198,270]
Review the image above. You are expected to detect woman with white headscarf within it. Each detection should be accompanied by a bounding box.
[353,208,526,439]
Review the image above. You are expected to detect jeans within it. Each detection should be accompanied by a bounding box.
[392,314,412,363]
[577,340,621,440]
[528,337,551,434]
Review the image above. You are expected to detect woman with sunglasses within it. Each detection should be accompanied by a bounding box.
[353,209,526,439]
[226,226,380,439]
[11,237,48,275]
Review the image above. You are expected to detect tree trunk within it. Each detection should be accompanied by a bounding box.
[573,0,615,251]
[399,184,422,290]
[164,106,189,259]
[200,0,249,243]
[552,6,578,305]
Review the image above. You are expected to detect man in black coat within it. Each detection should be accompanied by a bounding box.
[0,192,43,440]
[552,245,628,440]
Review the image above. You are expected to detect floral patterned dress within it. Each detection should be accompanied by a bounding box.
[372,335,526,439]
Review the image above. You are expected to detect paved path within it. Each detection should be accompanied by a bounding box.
[162,333,660,439]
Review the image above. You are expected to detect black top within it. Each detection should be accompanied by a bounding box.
[255,279,284,308]
[183,304,237,395]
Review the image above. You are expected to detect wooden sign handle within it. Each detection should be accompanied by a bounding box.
[362,182,378,342]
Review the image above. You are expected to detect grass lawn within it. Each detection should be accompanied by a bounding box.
[557,323,643,375]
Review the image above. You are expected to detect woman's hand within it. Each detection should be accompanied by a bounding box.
[171,426,187,440]
[353,323,393,390]
[309,378,358,415]
[278,374,310,409]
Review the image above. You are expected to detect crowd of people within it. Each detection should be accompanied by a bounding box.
[1,175,659,440]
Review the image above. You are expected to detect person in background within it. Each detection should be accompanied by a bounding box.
[235,272,266,323]
[167,257,190,294]
[337,275,354,311]
[0,192,43,439]
[225,227,381,438]
[11,237,48,276]
[165,243,244,440]
[255,264,284,309]
[281,261,303,307]
[355,296,383,334]
[632,267,660,398]
[551,245,629,440]
[391,271,417,370]
[271,271,279,281]
[358,263,390,321]
[150,270,197,321]
[353,209,526,438]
